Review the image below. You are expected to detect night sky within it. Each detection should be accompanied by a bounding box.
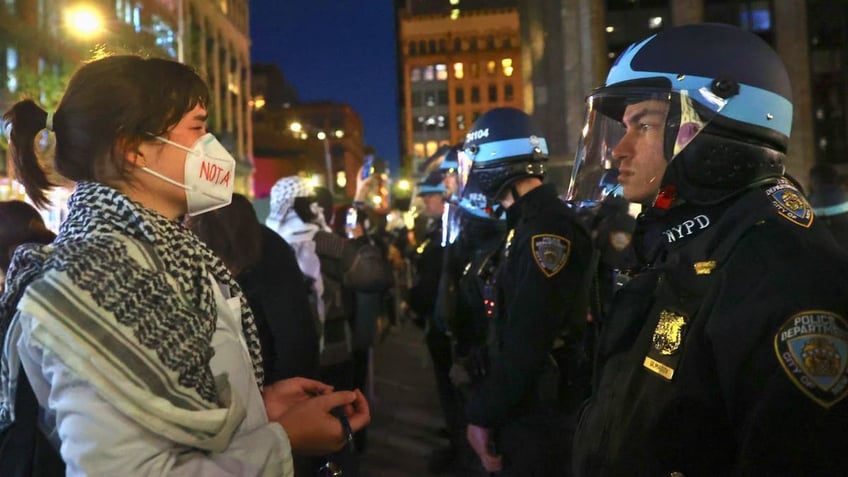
[249,0,401,175]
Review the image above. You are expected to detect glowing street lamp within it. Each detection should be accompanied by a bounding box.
[65,5,104,38]
[288,121,343,195]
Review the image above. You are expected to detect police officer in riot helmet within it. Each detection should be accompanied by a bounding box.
[568,23,848,476]
[460,107,593,475]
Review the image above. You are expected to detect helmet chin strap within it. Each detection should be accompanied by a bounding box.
[510,184,521,202]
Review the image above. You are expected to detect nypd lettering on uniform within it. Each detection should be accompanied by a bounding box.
[662,214,710,242]
[466,128,489,142]
[775,311,848,408]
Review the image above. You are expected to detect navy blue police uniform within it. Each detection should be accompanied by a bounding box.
[567,23,848,477]
[465,183,592,475]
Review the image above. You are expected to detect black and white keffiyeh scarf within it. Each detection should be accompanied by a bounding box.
[0,181,264,450]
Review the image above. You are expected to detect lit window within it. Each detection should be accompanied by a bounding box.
[502,58,513,77]
[450,9,460,20]
[151,14,177,58]
[649,17,663,29]
[219,0,228,14]
[133,4,141,32]
[453,62,464,79]
[424,65,435,81]
[457,114,466,130]
[487,60,496,75]
[411,67,421,82]
[436,64,448,81]
[449,0,459,4]
[6,47,18,92]
[426,141,439,157]
[740,7,771,32]
[414,143,425,158]
[605,26,615,33]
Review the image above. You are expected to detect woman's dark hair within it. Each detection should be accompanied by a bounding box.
[292,196,317,223]
[3,55,210,207]
[0,200,56,273]
[185,193,262,276]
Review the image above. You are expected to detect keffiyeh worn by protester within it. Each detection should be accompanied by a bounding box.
[0,181,264,451]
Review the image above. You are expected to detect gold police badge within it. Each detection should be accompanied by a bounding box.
[644,310,689,380]
[775,311,848,408]
[653,310,688,355]
[531,234,571,278]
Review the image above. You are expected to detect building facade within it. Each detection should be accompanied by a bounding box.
[398,4,523,172]
[250,66,366,202]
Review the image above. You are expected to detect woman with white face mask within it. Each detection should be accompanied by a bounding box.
[0,55,368,476]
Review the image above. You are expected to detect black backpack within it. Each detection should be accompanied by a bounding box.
[0,364,65,476]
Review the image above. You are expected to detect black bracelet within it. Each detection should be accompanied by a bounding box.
[331,406,355,452]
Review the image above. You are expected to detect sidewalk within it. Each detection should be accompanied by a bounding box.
[358,321,448,476]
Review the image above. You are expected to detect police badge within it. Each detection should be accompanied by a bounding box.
[775,311,848,408]
[644,310,689,380]
[531,234,571,277]
[766,181,814,228]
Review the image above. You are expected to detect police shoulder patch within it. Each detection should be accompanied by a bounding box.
[774,310,848,408]
[531,234,571,278]
[766,181,814,228]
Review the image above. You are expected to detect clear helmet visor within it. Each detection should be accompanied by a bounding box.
[566,83,730,208]
[457,147,474,198]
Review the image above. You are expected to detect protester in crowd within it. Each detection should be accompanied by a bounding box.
[0,200,56,278]
[569,23,848,475]
[267,175,392,470]
[0,199,61,476]
[186,193,320,383]
[0,55,368,476]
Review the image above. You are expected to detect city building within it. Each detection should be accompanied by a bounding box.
[251,64,366,201]
[0,0,252,225]
[397,1,523,173]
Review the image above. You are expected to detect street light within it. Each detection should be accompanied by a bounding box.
[289,121,344,195]
[65,4,104,38]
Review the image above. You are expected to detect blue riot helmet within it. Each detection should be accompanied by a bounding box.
[439,143,462,201]
[440,143,459,174]
[567,23,792,207]
[460,107,548,201]
[416,169,447,197]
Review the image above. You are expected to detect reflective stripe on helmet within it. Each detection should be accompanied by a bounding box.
[466,136,549,166]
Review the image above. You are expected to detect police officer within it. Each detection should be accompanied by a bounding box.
[568,23,848,476]
[461,107,593,475]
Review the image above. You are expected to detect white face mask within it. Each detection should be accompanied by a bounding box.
[142,133,236,216]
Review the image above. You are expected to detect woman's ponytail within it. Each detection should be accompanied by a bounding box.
[3,99,55,208]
